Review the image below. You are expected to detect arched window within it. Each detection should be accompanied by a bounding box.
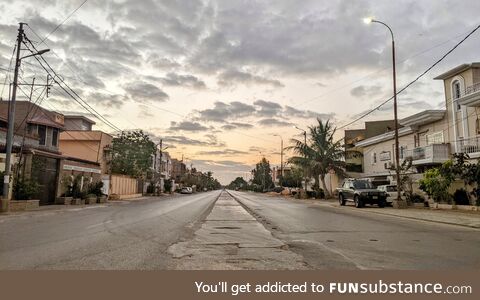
[453,80,462,111]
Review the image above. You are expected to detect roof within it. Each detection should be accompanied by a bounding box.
[434,63,480,80]
[28,110,64,128]
[64,115,96,125]
[355,126,414,147]
[399,110,446,127]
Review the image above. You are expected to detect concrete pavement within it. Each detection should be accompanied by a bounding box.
[229,190,480,270]
[168,191,306,270]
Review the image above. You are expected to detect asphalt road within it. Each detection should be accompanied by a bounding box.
[229,190,480,270]
[0,191,220,270]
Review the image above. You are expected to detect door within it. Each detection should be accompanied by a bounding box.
[30,155,59,205]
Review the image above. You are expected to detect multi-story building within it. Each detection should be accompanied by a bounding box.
[171,158,186,185]
[59,115,113,195]
[351,62,480,187]
[434,62,480,157]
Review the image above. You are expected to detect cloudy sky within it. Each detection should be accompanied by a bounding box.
[0,0,479,183]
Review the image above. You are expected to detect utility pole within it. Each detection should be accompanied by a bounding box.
[1,23,24,211]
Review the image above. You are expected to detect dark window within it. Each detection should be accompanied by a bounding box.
[353,180,374,189]
[38,125,46,146]
[453,81,461,110]
[52,128,59,147]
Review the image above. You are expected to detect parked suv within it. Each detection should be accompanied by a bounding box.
[337,179,387,208]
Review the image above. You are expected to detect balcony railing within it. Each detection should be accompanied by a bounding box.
[404,144,450,165]
[465,82,480,96]
[455,135,480,155]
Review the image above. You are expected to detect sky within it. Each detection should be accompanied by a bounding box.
[0,0,479,184]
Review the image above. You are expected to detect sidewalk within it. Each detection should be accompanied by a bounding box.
[274,194,480,229]
[167,191,307,270]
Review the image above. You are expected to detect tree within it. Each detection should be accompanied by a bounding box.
[287,119,345,198]
[419,167,453,203]
[111,130,156,178]
[227,177,248,190]
[279,167,303,188]
[252,157,274,192]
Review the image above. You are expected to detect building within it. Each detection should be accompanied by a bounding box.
[171,158,186,185]
[350,62,480,188]
[344,120,396,175]
[434,62,480,157]
[355,110,448,185]
[0,102,103,205]
[59,116,113,195]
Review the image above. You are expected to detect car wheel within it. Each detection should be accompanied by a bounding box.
[339,194,346,206]
[354,195,363,208]
[378,199,386,208]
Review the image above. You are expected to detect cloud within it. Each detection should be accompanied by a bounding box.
[221,122,254,130]
[169,120,210,132]
[196,101,256,122]
[196,149,249,156]
[161,135,224,147]
[88,92,125,109]
[258,118,293,127]
[254,99,282,117]
[218,69,284,88]
[350,85,383,98]
[123,81,169,103]
[160,72,207,89]
[284,105,334,120]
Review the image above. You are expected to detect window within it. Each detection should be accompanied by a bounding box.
[38,125,46,146]
[426,132,444,145]
[372,152,377,164]
[453,80,462,111]
[52,128,59,147]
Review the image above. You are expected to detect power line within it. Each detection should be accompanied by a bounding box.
[22,37,122,132]
[39,0,89,45]
[338,24,480,130]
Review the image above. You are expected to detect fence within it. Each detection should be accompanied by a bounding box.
[110,174,141,198]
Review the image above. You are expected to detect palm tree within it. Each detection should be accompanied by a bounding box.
[287,119,345,198]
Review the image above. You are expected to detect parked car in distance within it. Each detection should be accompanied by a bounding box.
[337,179,387,208]
[377,185,402,205]
[180,187,193,194]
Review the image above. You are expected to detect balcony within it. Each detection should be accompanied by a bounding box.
[455,135,480,158]
[405,144,450,165]
[457,82,480,107]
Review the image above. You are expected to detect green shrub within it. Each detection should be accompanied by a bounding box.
[88,181,104,196]
[13,178,39,200]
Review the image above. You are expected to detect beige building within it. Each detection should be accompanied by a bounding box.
[351,62,480,186]
[434,62,480,157]
[356,110,449,185]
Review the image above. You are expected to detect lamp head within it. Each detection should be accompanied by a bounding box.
[363,17,373,24]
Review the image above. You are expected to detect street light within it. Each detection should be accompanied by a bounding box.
[273,134,284,181]
[293,125,308,193]
[1,22,51,212]
[364,18,405,208]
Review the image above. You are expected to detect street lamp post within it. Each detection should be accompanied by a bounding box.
[1,22,49,212]
[273,134,284,185]
[363,17,405,208]
[294,126,308,193]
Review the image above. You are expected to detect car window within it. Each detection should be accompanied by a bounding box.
[386,186,397,192]
[352,181,374,189]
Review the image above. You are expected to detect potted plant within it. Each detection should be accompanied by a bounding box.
[88,181,106,203]
[70,175,83,205]
[56,176,74,205]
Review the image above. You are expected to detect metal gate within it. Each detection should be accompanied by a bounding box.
[31,155,59,205]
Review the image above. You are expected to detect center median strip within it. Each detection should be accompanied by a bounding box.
[167,191,306,270]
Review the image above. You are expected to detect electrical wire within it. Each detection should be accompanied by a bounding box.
[338,24,480,130]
